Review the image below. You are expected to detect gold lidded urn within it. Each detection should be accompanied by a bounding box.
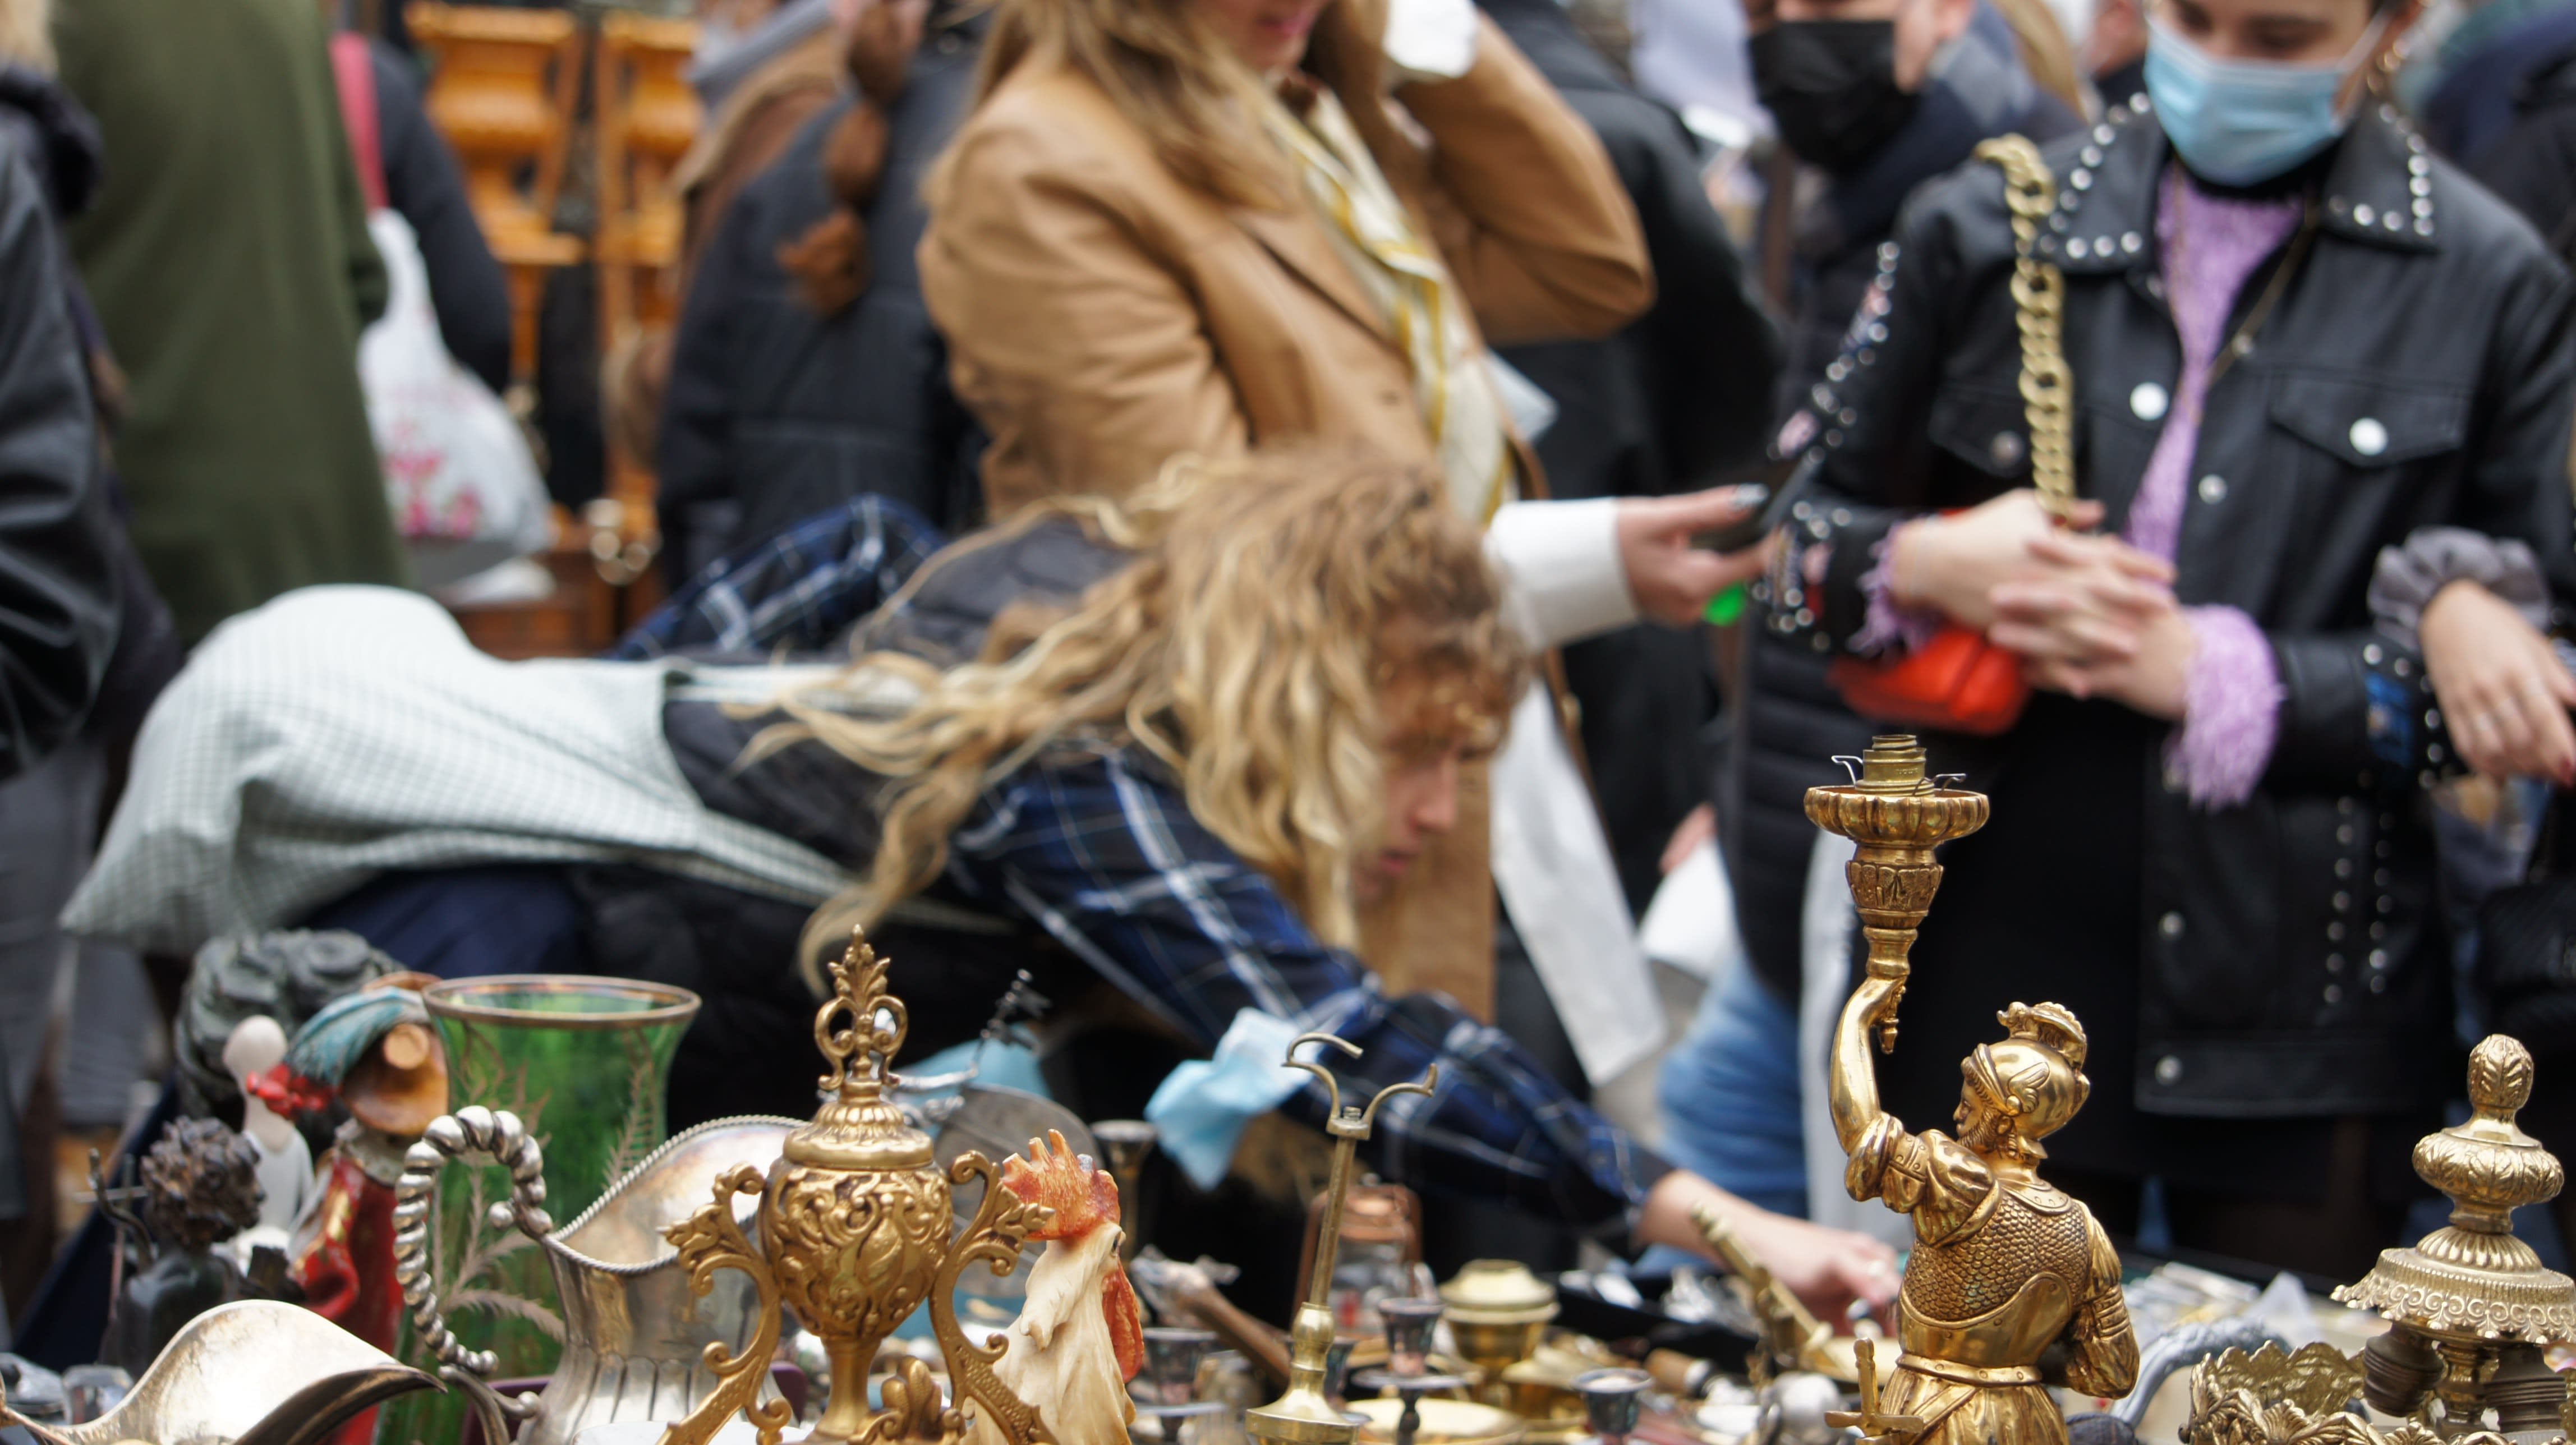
[655,932,1060,1445]
[2334,1034,2576,1437]
[1805,735,1989,1052]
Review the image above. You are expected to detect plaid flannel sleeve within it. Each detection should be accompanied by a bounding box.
[608,495,949,660]
[944,750,1670,1233]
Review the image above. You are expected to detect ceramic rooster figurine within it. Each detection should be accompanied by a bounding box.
[970,1130,1144,1445]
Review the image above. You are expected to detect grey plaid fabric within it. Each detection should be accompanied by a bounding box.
[63,586,849,955]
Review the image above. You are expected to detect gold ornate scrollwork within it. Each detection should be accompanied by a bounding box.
[926,1152,1059,1445]
[868,1359,964,1445]
[657,1166,794,1445]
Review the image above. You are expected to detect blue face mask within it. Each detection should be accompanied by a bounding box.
[2143,15,2386,187]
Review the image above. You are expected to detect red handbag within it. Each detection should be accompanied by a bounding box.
[1827,135,2067,738]
[1830,627,2030,735]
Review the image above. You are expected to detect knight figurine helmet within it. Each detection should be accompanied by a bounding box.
[1963,1001,2091,1142]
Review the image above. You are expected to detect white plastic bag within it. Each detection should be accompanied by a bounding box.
[357,208,553,586]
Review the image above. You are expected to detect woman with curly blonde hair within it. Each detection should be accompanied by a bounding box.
[716,445,1894,1315]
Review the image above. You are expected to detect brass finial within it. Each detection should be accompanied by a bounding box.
[786,933,933,1172]
[1805,734,1989,1052]
[2339,1037,2575,1343]
[2336,1037,2576,1432]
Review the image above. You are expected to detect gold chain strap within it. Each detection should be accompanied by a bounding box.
[1971,134,2077,521]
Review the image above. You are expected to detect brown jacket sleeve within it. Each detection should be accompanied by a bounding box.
[919,117,1249,517]
[1396,16,1653,347]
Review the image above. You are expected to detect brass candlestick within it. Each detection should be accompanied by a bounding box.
[2335,1034,2576,1437]
[1813,738,2136,1445]
[656,932,1060,1445]
[1805,735,1990,1052]
[1247,1034,1437,1445]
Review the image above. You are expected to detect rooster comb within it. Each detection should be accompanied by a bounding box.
[999,1129,1122,1241]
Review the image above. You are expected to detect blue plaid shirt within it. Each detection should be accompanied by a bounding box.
[610,495,946,661]
[618,499,1671,1233]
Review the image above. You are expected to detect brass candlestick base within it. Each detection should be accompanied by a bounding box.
[1805,736,1989,1052]
[2335,1035,2576,1437]
[1247,1036,1437,1445]
[655,933,1059,1445]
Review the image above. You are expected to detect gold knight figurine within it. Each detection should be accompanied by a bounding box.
[1829,986,2138,1445]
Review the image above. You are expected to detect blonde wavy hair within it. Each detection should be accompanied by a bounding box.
[959,0,1415,211]
[774,445,1528,986]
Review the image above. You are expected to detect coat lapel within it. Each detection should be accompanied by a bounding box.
[1230,203,1396,344]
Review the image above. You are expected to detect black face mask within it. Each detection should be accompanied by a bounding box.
[1749,20,1921,176]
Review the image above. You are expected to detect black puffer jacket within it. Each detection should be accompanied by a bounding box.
[656,10,987,583]
[1769,100,2576,1171]
[1723,13,2079,1004]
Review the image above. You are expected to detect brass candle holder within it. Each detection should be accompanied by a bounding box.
[1247,1034,1437,1445]
[2335,1034,2576,1438]
[1805,735,1989,1052]
[655,933,1060,1445]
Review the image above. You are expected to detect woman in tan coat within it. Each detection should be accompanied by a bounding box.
[918,0,1653,515]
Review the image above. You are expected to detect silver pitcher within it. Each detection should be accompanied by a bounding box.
[394,1108,801,1445]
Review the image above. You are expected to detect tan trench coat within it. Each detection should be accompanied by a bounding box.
[917,11,1651,1010]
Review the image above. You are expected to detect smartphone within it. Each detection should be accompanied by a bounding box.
[1695,450,1823,554]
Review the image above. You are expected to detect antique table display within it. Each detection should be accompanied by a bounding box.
[1809,734,2140,1445]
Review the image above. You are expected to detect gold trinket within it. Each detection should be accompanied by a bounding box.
[1248,1034,1437,1445]
[1814,737,2137,1445]
[655,933,1059,1445]
[1805,737,1990,1052]
[2335,1035,2576,1437]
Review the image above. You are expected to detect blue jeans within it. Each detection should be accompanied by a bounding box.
[1657,961,1808,1218]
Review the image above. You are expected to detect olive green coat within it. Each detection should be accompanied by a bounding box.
[57,0,407,643]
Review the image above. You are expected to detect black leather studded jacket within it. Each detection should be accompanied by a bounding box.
[1769,98,2576,1120]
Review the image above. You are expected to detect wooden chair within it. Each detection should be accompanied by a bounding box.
[403,2,587,393]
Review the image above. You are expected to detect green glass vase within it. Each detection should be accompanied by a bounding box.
[375,975,698,1445]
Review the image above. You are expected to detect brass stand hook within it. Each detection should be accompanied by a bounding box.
[1248,1033,1439,1445]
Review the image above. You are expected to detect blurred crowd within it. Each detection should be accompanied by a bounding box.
[6,0,2576,1349]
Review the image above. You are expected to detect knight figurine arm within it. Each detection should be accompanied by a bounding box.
[2055,1214,2140,1400]
[1832,972,1907,1156]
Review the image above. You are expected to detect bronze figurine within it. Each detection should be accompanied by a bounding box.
[1813,736,2137,1445]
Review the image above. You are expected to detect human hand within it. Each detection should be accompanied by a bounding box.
[1639,1172,1900,1324]
[2421,580,2576,784]
[1616,487,1777,626]
[1987,530,2189,715]
[1661,803,1717,875]
[2017,602,2198,720]
[1894,491,2154,631]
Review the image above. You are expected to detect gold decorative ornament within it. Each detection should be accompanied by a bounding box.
[1439,1260,1558,1393]
[1805,737,1990,1053]
[1248,1034,1438,1445]
[1814,737,2136,1445]
[655,933,1060,1445]
[2334,1036,2576,1436]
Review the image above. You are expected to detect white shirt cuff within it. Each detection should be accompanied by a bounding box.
[1382,0,1480,85]
[1487,497,1637,651]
